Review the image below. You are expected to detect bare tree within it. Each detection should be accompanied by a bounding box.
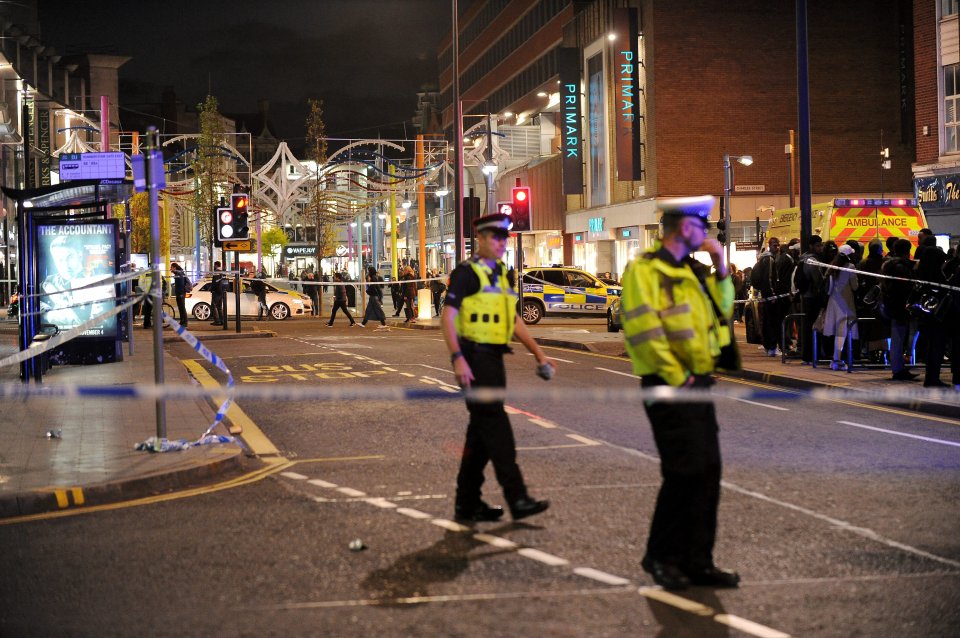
[191,95,230,269]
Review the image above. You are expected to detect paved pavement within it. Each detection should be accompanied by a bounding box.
[0,306,954,520]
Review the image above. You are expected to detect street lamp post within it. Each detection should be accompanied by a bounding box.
[401,199,412,265]
[722,153,753,266]
[436,187,449,271]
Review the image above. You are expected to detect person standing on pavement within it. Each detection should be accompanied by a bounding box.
[171,263,190,327]
[250,275,269,321]
[619,196,740,591]
[326,271,356,327]
[401,266,418,324]
[361,266,388,328]
[442,212,554,523]
[823,244,859,370]
[798,235,825,364]
[210,261,224,326]
[752,237,781,356]
[430,269,447,316]
[881,239,918,381]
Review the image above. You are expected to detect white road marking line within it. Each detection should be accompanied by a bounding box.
[714,614,792,638]
[431,518,472,532]
[572,567,631,586]
[418,364,455,374]
[421,376,459,389]
[473,533,518,549]
[419,377,438,384]
[638,587,714,615]
[528,418,558,429]
[307,479,338,488]
[731,397,790,411]
[400,372,415,377]
[280,472,309,480]
[565,433,601,446]
[395,507,433,520]
[720,480,960,569]
[595,366,637,378]
[382,367,398,372]
[505,406,521,415]
[525,353,575,363]
[518,444,592,450]
[440,386,459,393]
[517,548,569,566]
[364,498,397,509]
[837,420,960,448]
[396,490,412,496]
[336,487,366,497]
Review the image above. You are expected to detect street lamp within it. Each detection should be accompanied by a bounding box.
[722,154,753,265]
[436,187,449,271]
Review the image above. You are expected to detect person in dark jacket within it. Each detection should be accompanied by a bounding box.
[881,239,917,381]
[751,237,781,356]
[250,276,269,320]
[210,261,225,326]
[430,269,447,316]
[401,266,418,324]
[326,272,356,327]
[361,266,387,328]
[171,263,190,327]
[915,236,949,387]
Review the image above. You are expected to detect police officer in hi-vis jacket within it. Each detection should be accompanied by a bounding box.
[442,212,555,522]
[620,196,741,591]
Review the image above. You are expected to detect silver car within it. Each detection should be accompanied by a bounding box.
[185,277,312,320]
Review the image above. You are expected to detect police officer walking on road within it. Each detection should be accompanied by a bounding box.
[442,212,555,522]
[620,197,741,591]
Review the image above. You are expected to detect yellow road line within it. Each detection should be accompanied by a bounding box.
[181,359,283,456]
[1,458,292,526]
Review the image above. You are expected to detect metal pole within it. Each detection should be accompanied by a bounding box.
[234,252,241,333]
[145,127,166,439]
[452,0,464,262]
[797,0,813,252]
[485,112,495,214]
[124,199,134,356]
[417,134,427,275]
[723,154,732,267]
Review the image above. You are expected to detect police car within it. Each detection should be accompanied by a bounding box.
[520,267,621,324]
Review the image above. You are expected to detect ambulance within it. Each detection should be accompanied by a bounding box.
[765,198,927,248]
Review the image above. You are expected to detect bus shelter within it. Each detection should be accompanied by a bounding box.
[2,179,134,382]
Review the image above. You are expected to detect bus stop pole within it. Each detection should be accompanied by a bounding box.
[146,127,166,439]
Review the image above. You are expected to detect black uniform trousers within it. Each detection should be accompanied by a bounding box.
[175,293,188,326]
[641,378,722,571]
[455,342,528,508]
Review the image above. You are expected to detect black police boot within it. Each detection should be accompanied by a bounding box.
[641,558,691,591]
[508,497,549,521]
[454,501,504,522]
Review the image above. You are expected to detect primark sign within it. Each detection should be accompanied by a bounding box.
[559,48,583,195]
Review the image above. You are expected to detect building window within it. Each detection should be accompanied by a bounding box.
[945,64,960,153]
[944,0,959,17]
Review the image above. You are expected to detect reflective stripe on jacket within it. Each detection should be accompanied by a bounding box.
[620,251,734,386]
[456,260,517,344]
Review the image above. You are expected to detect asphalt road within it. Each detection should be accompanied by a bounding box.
[1,318,958,637]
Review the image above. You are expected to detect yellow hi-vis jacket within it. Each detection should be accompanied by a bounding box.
[620,251,734,387]
[456,260,517,344]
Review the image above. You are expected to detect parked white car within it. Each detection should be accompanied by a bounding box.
[185,277,312,320]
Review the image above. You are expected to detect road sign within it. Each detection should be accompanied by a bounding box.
[735,241,760,251]
[222,240,252,251]
[60,152,126,181]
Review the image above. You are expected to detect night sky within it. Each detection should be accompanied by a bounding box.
[36,0,452,144]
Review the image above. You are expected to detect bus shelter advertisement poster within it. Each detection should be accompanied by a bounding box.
[36,222,118,337]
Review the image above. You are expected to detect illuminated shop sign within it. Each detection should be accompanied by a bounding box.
[613,8,642,181]
[914,175,960,210]
[559,47,583,195]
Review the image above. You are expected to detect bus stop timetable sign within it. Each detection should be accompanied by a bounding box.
[59,152,126,181]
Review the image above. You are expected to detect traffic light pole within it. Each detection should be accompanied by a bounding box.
[234,251,241,333]
[145,127,166,440]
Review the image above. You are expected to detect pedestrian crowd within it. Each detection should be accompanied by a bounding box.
[743,229,959,388]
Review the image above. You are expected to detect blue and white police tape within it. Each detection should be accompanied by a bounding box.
[0,380,956,406]
[0,292,147,370]
[161,310,235,439]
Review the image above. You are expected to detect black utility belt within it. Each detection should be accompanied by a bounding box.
[459,339,512,354]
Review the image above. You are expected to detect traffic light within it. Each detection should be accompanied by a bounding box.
[717,197,726,244]
[231,193,249,239]
[216,206,234,241]
[511,186,531,232]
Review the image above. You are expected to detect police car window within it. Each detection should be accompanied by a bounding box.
[566,272,597,288]
[541,270,566,286]
[523,270,541,284]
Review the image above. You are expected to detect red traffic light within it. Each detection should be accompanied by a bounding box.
[510,186,531,232]
[514,189,527,202]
